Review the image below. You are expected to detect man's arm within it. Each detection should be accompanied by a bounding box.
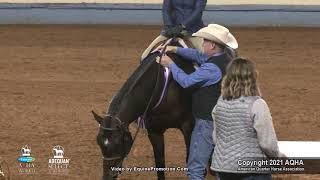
[176,47,208,64]
[169,62,221,88]
[162,0,173,27]
[156,46,207,64]
[182,0,207,27]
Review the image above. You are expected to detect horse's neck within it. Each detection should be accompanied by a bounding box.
[108,60,160,124]
[107,45,195,125]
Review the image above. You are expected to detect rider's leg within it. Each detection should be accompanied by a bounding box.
[187,36,204,52]
[141,35,168,61]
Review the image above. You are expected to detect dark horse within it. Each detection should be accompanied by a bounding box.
[92,40,196,180]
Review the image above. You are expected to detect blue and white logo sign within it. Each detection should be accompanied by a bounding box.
[17,145,37,175]
[17,145,35,163]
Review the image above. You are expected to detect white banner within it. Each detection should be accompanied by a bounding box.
[278,141,320,157]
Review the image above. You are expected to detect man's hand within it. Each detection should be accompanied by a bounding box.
[156,54,174,67]
[154,45,177,53]
[165,46,177,52]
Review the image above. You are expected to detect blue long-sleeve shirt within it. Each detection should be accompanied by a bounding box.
[162,0,207,34]
[168,47,222,88]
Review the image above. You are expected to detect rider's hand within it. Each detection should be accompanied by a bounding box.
[180,29,189,37]
[164,25,184,38]
[171,25,184,37]
[163,26,174,38]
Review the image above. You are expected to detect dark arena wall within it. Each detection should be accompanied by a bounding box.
[0,3,320,26]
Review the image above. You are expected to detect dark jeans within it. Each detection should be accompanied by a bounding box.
[218,172,272,180]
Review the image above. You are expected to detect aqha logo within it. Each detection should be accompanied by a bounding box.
[17,145,35,163]
[17,145,37,174]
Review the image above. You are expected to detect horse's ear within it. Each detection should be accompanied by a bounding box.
[91,110,103,124]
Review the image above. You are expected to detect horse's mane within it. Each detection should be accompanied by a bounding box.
[107,53,159,115]
[107,39,198,115]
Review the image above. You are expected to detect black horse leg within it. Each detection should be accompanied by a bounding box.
[147,129,166,180]
[102,160,118,180]
[180,120,194,164]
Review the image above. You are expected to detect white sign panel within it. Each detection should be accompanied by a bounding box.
[278,141,320,158]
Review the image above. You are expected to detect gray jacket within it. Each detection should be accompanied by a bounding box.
[211,96,284,173]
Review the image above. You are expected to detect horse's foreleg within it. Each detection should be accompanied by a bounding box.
[147,129,166,180]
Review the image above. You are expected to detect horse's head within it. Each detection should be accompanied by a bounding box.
[92,111,133,180]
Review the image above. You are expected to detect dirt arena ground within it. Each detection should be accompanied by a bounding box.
[0,25,319,180]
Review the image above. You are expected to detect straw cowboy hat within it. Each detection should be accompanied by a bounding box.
[192,24,238,49]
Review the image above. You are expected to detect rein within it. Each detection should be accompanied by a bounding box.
[128,40,170,148]
[99,40,171,163]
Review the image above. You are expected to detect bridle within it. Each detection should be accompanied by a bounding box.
[99,114,132,161]
[98,113,134,179]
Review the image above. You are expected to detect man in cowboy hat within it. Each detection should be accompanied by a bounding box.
[157,24,238,180]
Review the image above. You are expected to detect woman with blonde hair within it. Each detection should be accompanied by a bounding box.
[210,58,285,180]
